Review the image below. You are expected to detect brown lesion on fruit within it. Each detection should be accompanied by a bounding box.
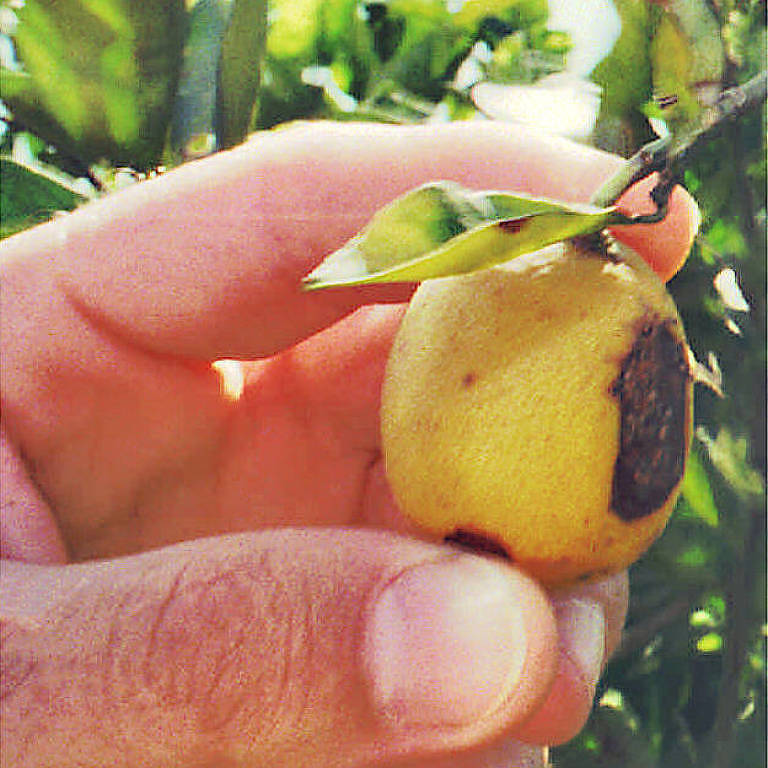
[445,528,511,560]
[609,316,691,521]
[461,371,478,388]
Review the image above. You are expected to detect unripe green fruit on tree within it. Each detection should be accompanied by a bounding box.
[381,237,693,588]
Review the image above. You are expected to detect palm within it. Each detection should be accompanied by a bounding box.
[30,302,403,560]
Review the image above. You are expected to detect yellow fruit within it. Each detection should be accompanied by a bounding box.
[381,238,693,588]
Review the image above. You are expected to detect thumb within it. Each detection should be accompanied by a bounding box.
[1,529,557,767]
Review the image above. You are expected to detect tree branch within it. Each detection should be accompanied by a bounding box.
[592,70,768,216]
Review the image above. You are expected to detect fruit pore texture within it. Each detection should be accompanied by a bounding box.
[381,239,693,587]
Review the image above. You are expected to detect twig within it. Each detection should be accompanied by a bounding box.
[5,116,106,193]
[592,70,768,218]
[611,595,693,662]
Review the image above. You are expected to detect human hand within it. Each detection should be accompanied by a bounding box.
[1,122,698,767]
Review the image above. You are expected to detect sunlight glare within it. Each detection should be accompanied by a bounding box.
[212,359,245,401]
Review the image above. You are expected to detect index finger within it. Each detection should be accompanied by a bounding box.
[1,121,698,361]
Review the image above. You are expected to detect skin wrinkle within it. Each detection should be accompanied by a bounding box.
[2,560,227,762]
[275,579,301,744]
[88,555,280,760]
[208,571,266,732]
[139,562,191,700]
[3,599,116,763]
[149,571,250,717]
[297,577,326,728]
[272,556,322,748]
[288,563,365,766]
[359,449,386,525]
[0,427,67,563]
[193,549,309,754]
[3,259,234,561]
[71,404,223,560]
[0,619,38,703]
[60,282,211,371]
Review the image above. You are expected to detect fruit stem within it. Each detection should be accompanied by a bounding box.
[591,71,768,219]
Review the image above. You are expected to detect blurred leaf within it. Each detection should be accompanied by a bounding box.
[553,697,655,767]
[591,0,653,155]
[638,509,725,588]
[259,0,373,126]
[267,0,321,60]
[650,0,725,139]
[704,218,747,257]
[696,631,723,653]
[302,181,619,289]
[696,427,764,500]
[689,608,718,628]
[4,0,185,168]
[170,0,231,158]
[375,0,463,99]
[451,0,548,29]
[676,543,710,568]
[680,447,720,527]
[216,0,267,148]
[727,3,768,71]
[0,156,87,238]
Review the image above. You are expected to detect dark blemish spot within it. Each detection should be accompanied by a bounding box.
[656,93,679,109]
[574,233,624,264]
[610,318,690,521]
[461,371,478,388]
[445,529,511,560]
[498,217,530,234]
[576,567,613,583]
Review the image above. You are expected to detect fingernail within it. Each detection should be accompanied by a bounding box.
[556,599,605,690]
[364,555,528,729]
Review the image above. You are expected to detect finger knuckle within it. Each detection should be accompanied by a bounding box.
[115,553,313,743]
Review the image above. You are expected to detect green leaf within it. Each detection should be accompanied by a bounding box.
[679,446,720,527]
[302,181,619,289]
[0,157,88,239]
[4,0,185,169]
[216,0,268,149]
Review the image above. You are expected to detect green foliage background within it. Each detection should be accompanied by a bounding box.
[1,1,765,766]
